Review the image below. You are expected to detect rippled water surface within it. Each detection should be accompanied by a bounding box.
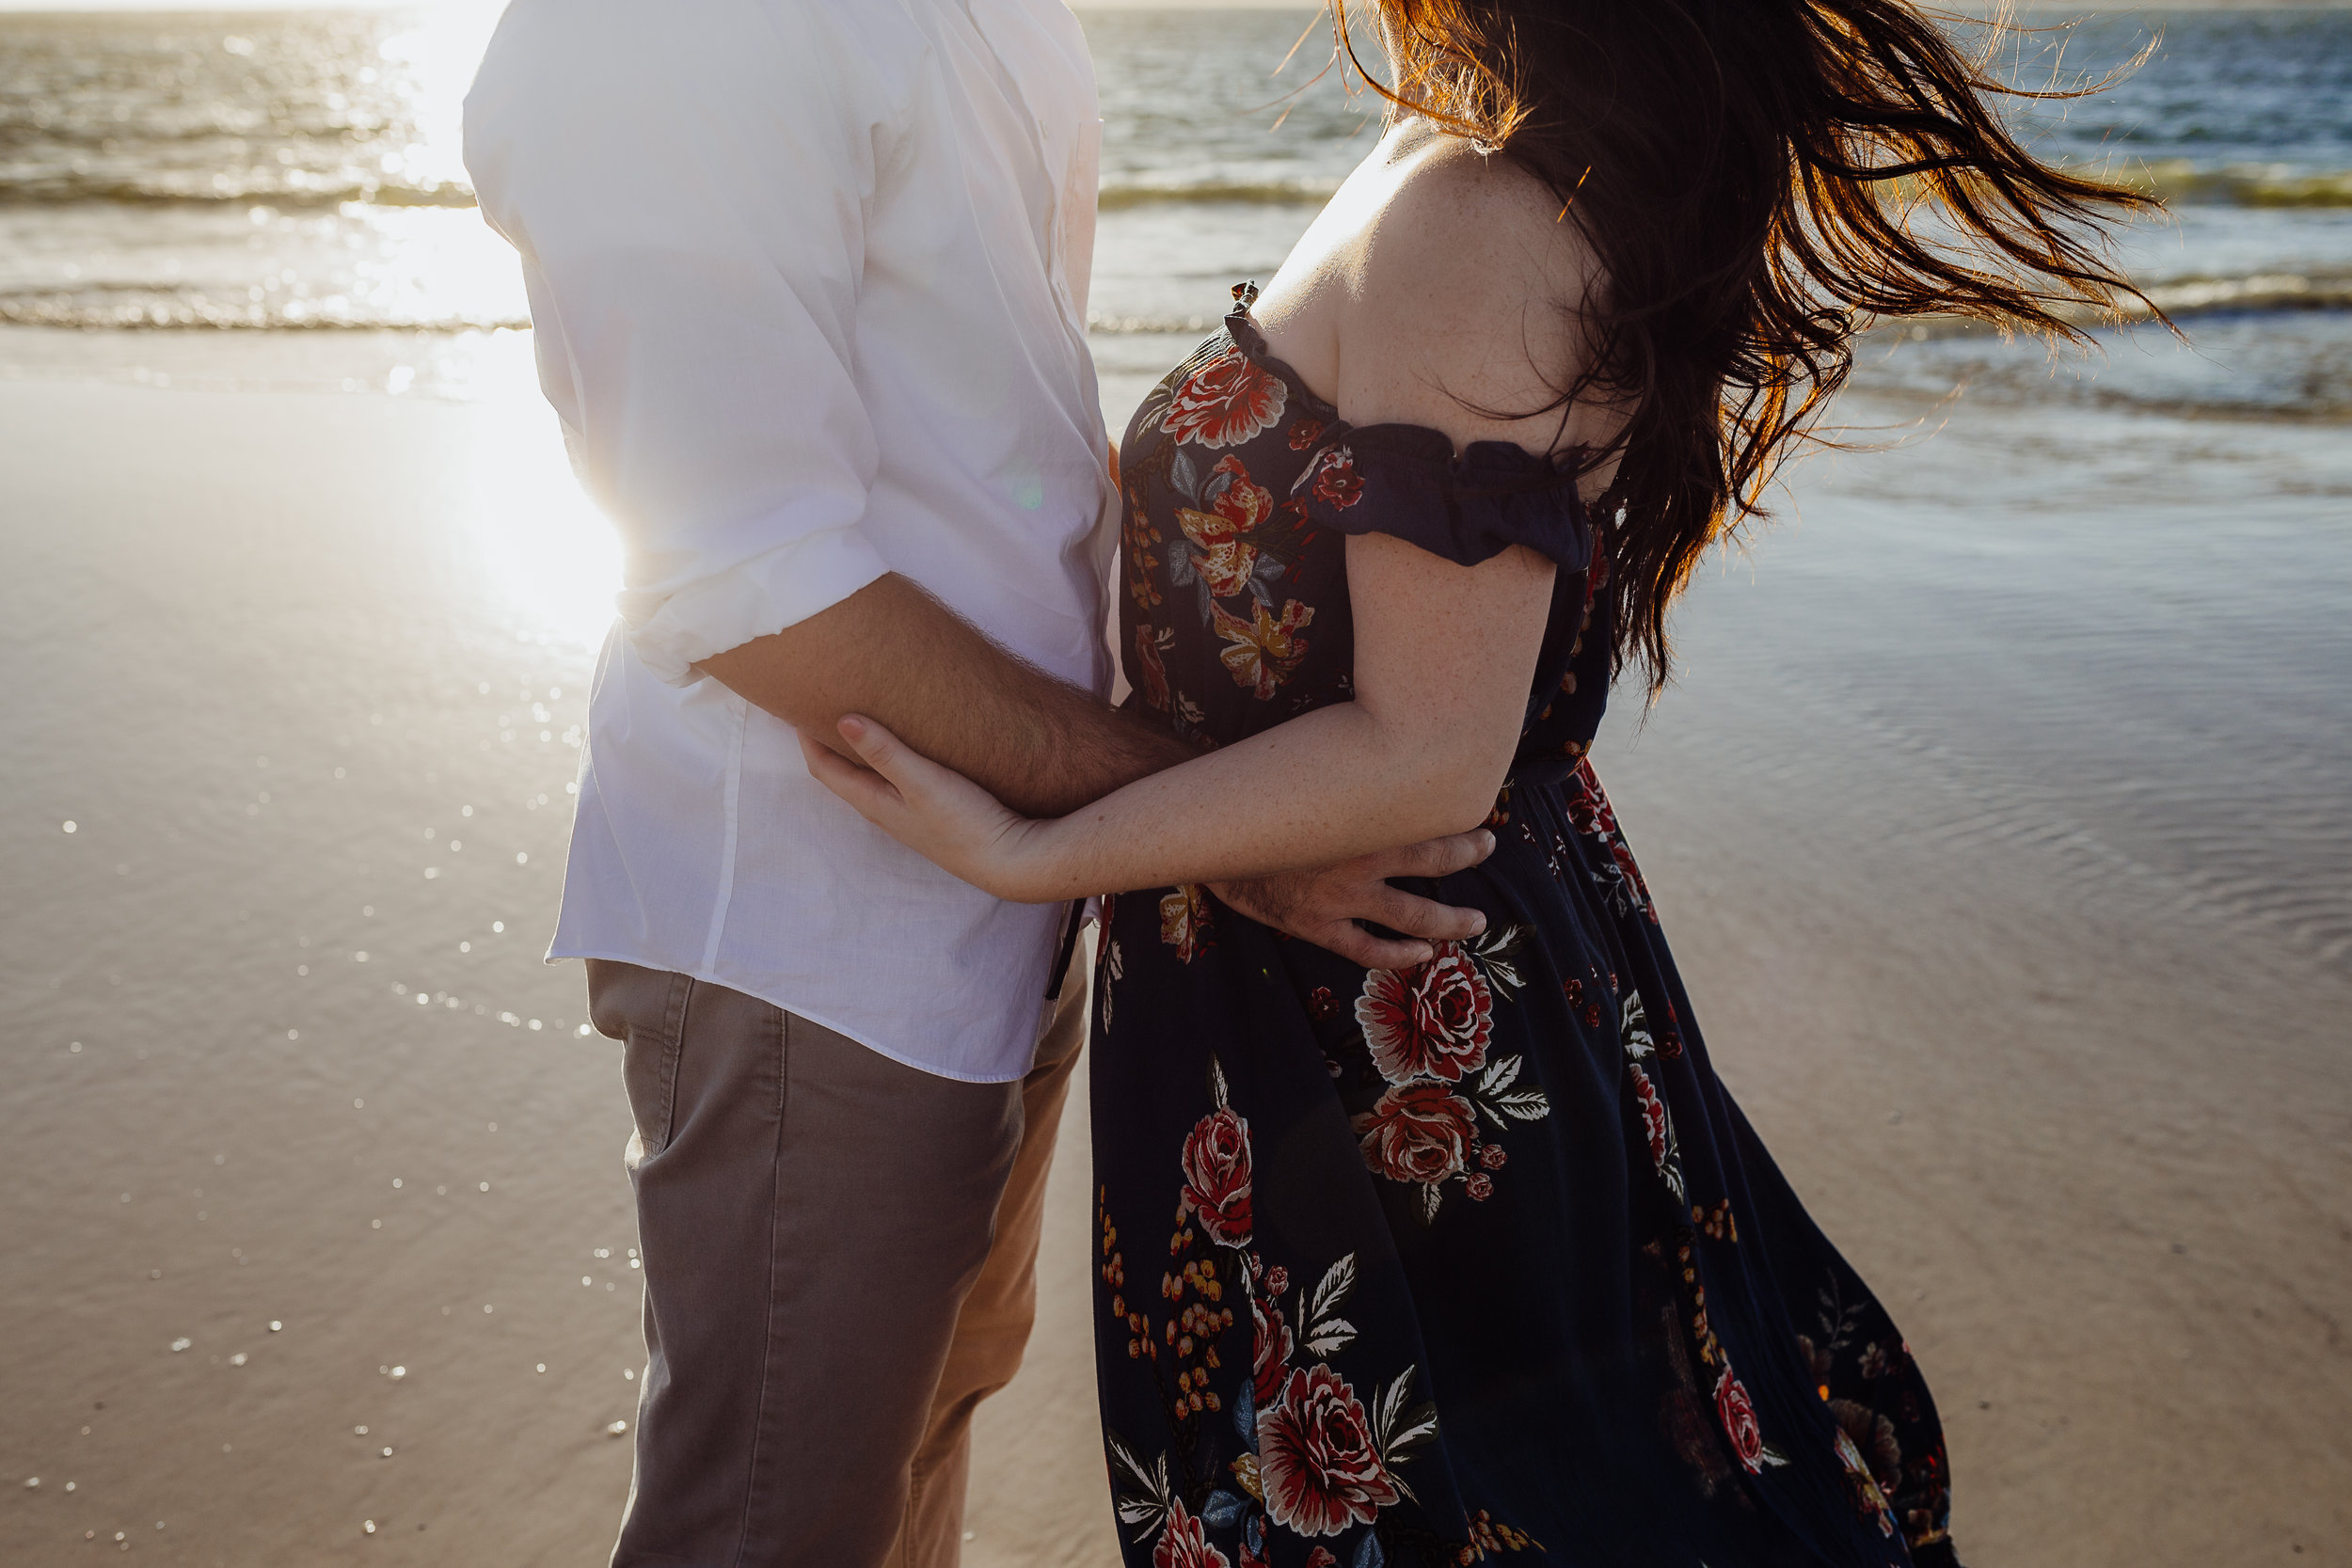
[2,8,2349,358]
[1,6,2344,980]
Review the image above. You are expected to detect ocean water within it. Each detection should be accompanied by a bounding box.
[0,9,2346,360]
[1,5,2345,974]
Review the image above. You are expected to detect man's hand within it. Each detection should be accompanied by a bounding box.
[1210,829,1497,970]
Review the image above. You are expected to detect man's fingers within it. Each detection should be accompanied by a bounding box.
[1364,884,1487,943]
[1312,922,1436,972]
[1376,829,1496,881]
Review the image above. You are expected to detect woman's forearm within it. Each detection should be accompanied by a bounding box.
[1017,697,1506,901]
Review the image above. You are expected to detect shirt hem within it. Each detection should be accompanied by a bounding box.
[544,944,1036,1085]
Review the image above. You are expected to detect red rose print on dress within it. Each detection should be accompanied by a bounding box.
[1629,1065,1687,1203]
[1288,418,1327,451]
[1623,1015,1686,1202]
[1160,346,1288,449]
[1566,760,1657,919]
[1630,1063,1669,1170]
[1609,838,1655,912]
[1152,1497,1232,1568]
[1306,445,1363,509]
[1353,1082,1477,1187]
[1255,1363,1400,1537]
[1714,1364,1766,1475]
[1180,1104,1253,1247]
[1356,943,1493,1085]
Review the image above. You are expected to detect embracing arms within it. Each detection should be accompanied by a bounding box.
[701,575,1190,820]
[806,531,1552,902]
[465,5,1491,965]
[707,573,1497,966]
[804,127,1621,911]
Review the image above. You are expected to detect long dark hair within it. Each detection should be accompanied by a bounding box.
[1326,0,2161,691]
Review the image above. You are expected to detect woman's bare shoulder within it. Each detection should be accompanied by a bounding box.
[1332,129,1608,456]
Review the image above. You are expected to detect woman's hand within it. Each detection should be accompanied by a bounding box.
[800,716,1068,903]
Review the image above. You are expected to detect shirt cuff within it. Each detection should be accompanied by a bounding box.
[619,524,892,686]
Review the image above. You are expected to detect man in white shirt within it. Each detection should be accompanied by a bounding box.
[464,2,1486,1561]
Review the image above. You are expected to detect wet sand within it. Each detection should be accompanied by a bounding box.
[4,333,2348,1565]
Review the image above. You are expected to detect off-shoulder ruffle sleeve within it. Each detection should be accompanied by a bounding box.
[1289,420,1594,575]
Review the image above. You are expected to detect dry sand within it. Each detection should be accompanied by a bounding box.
[3,334,2347,1565]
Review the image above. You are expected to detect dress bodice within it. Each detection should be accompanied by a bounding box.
[1115,288,1613,794]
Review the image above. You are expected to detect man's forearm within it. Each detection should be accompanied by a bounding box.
[696,573,1193,818]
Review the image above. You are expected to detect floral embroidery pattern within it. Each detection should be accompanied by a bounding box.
[1356,944,1495,1085]
[1258,1362,1401,1535]
[1356,1083,1476,1189]
[1565,760,1658,922]
[1160,346,1288,449]
[1835,1427,1901,1538]
[1298,444,1363,509]
[1618,990,1686,1204]
[1621,983,1809,1484]
[1104,1055,1504,1564]
[1351,931,1550,1221]
[1630,1063,1677,1191]
[1136,624,1175,712]
[1714,1363,1768,1474]
[1174,455,1280,601]
[1182,1103,1254,1248]
[1161,884,1216,963]
[1663,1230,1794,1479]
[1212,598,1315,700]
[1802,1280,1944,1545]
[1153,1498,1231,1568]
[1125,488,1167,612]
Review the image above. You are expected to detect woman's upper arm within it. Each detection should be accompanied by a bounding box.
[1323,145,1604,819]
[1345,531,1555,825]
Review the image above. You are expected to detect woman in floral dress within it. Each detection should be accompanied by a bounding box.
[806,2,2154,1562]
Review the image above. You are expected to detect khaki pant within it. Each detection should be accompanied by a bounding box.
[586,942,1087,1568]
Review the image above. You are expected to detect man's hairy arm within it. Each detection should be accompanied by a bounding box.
[700,573,1490,966]
[699,573,1189,819]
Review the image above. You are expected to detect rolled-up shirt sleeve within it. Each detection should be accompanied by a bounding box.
[465,0,898,684]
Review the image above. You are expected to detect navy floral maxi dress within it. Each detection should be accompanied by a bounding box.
[1089,289,1959,1568]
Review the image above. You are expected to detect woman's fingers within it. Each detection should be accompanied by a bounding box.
[836,714,965,804]
[835,714,906,781]
[798,730,901,821]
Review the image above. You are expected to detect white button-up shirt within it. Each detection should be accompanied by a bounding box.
[465,0,1112,1082]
